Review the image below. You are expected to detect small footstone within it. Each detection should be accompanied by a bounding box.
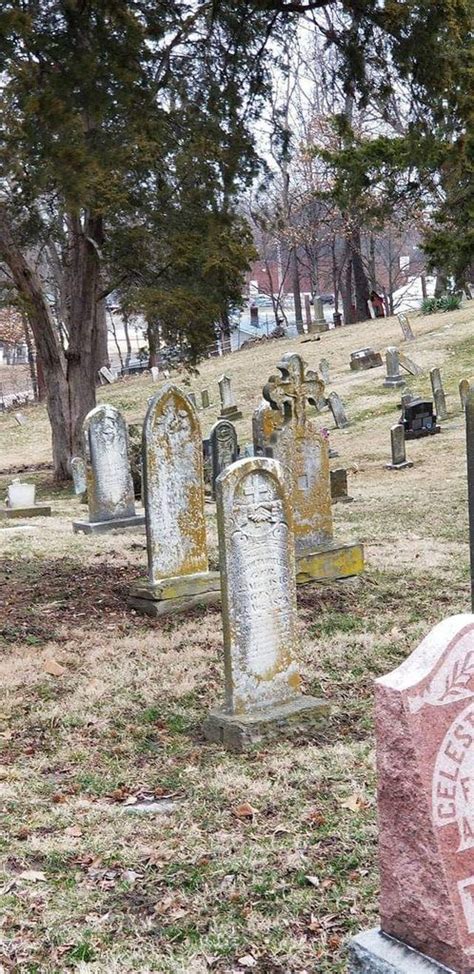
[73,513,145,534]
[0,505,51,519]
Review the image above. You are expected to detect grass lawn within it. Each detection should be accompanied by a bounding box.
[0,307,473,972]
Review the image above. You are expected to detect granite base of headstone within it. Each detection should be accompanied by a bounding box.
[386,424,413,471]
[203,457,330,752]
[350,348,383,371]
[73,512,145,534]
[128,572,221,617]
[349,929,454,973]
[308,297,328,333]
[330,468,353,503]
[349,614,474,974]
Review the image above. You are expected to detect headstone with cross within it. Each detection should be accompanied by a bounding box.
[202,456,330,750]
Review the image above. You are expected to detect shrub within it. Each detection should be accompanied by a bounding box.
[421,293,462,315]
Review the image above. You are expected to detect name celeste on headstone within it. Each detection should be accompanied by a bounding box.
[350,614,474,974]
[202,456,330,751]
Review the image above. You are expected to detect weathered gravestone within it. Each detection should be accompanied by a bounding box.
[399,351,422,376]
[431,367,448,421]
[350,348,383,371]
[330,468,353,503]
[150,366,159,382]
[383,347,406,388]
[71,456,87,495]
[319,358,330,383]
[202,456,330,751]
[403,398,440,439]
[73,405,145,534]
[327,391,349,429]
[201,389,210,410]
[210,420,238,498]
[311,296,328,333]
[218,374,242,421]
[386,424,413,471]
[128,385,220,615]
[398,312,415,341]
[258,353,363,583]
[187,391,197,409]
[460,379,471,412]
[349,614,474,974]
[99,365,115,384]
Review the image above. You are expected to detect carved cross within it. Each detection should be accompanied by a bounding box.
[262,353,325,428]
[242,475,272,506]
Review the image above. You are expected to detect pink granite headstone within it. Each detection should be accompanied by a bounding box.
[376,614,474,972]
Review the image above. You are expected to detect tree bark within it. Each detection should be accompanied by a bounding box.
[290,248,304,334]
[0,207,71,477]
[351,229,370,320]
[147,315,161,368]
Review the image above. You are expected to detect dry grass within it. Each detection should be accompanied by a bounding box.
[0,306,473,972]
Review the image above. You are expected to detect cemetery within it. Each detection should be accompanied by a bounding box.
[1,304,473,972]
[0,1,472,969]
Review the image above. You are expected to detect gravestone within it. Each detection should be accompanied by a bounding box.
[202,437,212,491]
[403,398,440,439]
[202,457,329,751]
[311,296,328,333]
[431,367,448,421]
[350,348,383,371]
[261,353,364,583]
[151,366,159,382]
[14,412,27,426]
[386,424,413,471]
[383,347,405,388]
[330,468,353,503]
[398,312,415,341]
[187,391,197,409]
[201,389,210,409]
[73,405,145,534]
[327,391,349,429]
[99,366,115,384]
[460,379,471,411]
[128,385,220,615]
[399,351,422,376]
[210,420,238,498]
[466,390,474,612]
[349,614,474,974]
[1,478,51,520]
[71,457,87,495]
[319,358,330,383]
[218,374,242,421]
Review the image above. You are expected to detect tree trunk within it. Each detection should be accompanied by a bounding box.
[290,248,304,334]
[123,314,132,366]
[65,211,103,457]
[220,308,232,355]
[0,208,71,477]
[351,229,370,321]
[94,293,109,372]
[341,241,354,324]
[147,316,160,368]
[22,314,38,401]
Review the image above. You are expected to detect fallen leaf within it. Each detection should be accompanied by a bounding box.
[238,956,257,968]
[19,870,46,883]
[43,659,66,677]
[232,802,257,820]
[123,795,138,806]
[305,874,320,888]
[341,793,366,812]
[305,809,326,827]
